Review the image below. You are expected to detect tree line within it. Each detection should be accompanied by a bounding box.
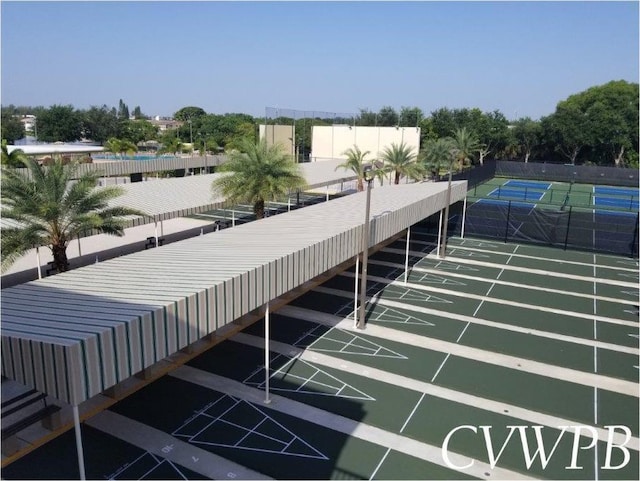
[2,80,637,167]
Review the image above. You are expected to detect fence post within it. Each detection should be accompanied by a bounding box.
[504,200,512,243]
[632,214,639,257]
[563,206,573,250]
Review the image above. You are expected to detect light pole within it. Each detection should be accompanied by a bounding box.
[357,167,374,329]
[440,157,454,259]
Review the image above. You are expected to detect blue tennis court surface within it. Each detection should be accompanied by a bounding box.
[475,198,535,210]
[594,186,639,197]
[594,196,639,210]
[487,187,545,201]
[503,180,551,190]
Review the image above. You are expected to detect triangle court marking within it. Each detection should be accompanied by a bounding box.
[172,394,328,460]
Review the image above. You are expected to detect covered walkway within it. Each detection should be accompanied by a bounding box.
[1,180,468,475]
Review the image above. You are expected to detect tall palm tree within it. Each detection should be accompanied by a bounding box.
[158,136,183,156]
[336,145,371,192]
[379,141,424,184]
[451,127,480,171]
[1,157,146,273]
[1,140,28,168]
[421,137,456,180]
[212,139,307,219]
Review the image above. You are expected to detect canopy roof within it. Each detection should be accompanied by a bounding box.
[6,144,104,155]
[1,180,467,405]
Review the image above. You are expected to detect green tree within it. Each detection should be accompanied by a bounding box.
[104,138,138,159]
[336,145,371,192]
[398,107,423,127]
[119,119,158,145]
[379,142,424,184]
[82,105,119,144]
[174,106,207,122]
[1,111,25,143]
[158,134,183,155]
[1,140,28,168]
[35,104,83,142]
[512,117,542,163]
[1,157,145,273]
[212,138,307,219]
[377,106,399,126]
[117,99,130,120]
[420,137,455,180]
[451,127,481,171]
[357,109,377,126]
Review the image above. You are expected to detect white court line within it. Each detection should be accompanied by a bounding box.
[430,353,450,382]
[369,448,392,481]
[400,392,426,434]
[456,322,471,343]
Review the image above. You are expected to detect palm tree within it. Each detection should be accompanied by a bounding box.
[1,157,146,273]
[451,127,481,171]
[104,138,137,160]
[158,136,183,156]
[421,137,456,181]
[336,145,371,192]
[1,140,28,168]
[212,139,307,219]
[379,141,424,184]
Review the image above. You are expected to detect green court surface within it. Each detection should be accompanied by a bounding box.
[1,423,209,480]
[109,375,394,480]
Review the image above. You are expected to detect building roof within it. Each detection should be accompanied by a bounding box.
[0,180,468,405]
[6,144,105,156]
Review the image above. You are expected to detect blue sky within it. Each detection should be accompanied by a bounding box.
[1,1,638,120]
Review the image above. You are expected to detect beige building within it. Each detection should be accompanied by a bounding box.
[259,124,296,158]
[310,125,421,162]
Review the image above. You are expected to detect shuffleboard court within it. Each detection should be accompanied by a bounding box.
[1,423,209,480]
[109,375,390,480]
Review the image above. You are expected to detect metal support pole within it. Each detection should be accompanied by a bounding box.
[232,209,236,227]
[357,178,373,329]
[160,220,164,237]
[77,235,82,257]
[440,169,453,259]
[437,210,443,258]
[36,247,42,279]
[404,226,411,285]
[460,196,468,239]
[353,255,359,329]
[326,185,329,202]
[73,405,86,480]
[154,221,159,247]
[264,303,271,404]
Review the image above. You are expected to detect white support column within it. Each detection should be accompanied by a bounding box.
[264,303,271,404]
[460,196,468,239]
[160,220,164,237]
[353,255,359,329]
[404,226,411,285]
[326,185,329,202]
[77,235,82,257]
[232,209,236,227]
[36,247,42,279]
[437,210,443,258]
[73,405,86,480]
[154,220,159,247]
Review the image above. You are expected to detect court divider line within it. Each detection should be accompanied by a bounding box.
[231,328,639,451]
[171,364,532,480]
[385,246,639,276]
[399,250,638,288]
[365,260,638,306]
[287,295,637,397]
[317,279,636,329]
[294,288,638,358]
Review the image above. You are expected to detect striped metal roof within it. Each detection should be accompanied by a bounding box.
[1,180,467,405]
[1,159,357,230]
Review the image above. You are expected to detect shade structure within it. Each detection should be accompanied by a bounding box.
[1,159,358,231]
[1,180,467,405]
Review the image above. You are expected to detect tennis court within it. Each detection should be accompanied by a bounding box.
[4,218,637,480]
[474,178,639,212]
